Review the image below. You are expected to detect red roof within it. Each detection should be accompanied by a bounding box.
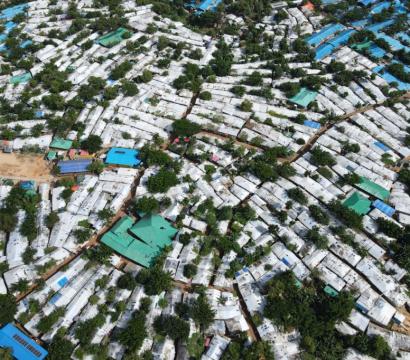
[303,1,315,11]
[68,149,76,159]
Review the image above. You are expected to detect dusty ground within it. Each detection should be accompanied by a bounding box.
[0,152,53,182]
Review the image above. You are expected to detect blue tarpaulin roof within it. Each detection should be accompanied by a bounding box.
[105,147,141,167]
[359,0,379,6]
[58,159,92,174]
[327,29,356,48]
[315,43,335,60]
[373,65,410,91]
[0,323,48,360]
[366,19,395,33]
[57,276,68,288]
[0,4,28,20]
[304,120,321,129]
[373,199,395,217]
[375,33,410,52]
[368,43,386,58]
[371,1,391,14]
[306,23,345,47]
[374,141,390,152]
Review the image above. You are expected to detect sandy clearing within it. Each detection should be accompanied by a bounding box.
[0,152,53,182]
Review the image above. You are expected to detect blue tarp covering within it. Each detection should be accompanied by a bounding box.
[375,33,410,52]
[373,199,395,217]
[359,0,378,5]
[304,120,321,129]
[49,293,62,304]
[368,43,386,58]
[281,258,291,267]
[105,147,141,167]
[366,19,395,33]
[397,32,410,43]
[58,159,92,174]
[0,4,28,20]
[351,19,368,28]
[371,1,391,14]
[315,43,335,60]
[306,23,345,47]
[0,323,48,360]
[327,29,356,47]
[57,276,68,288]
[35,111,44,118]
[186,0,222,12]
[20,181,35,190]
[374,141,390,152]
[373,65,410,90]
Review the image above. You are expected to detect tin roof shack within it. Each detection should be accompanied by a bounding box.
[101,214,177,267]
[343,192,372,215]
[0,323,48,360]
[105,147,141,167]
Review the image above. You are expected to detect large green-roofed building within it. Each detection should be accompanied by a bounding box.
[289,87,318,108]
[343,192,371,215]
[357,176,390,201]
[98,27,131,47]
[101,214,177,267]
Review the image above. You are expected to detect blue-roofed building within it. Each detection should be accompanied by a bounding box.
[368,43,386,58]
[105,148,141,167]
[359,0,379,6]
[327,29,356,48]
[366,19,395,33]
[373,65,410,91]
[306,23,345,47]
[315,43,335,60]
[20,181,35,191]
[375,33,410,52]
[0,323,48,360]
[0,4,28,21]
[374,141,390,152]
[185,0,222,13]
[304,120,321,129]
[371,1,391,14]
[373,199,395,217]
[58,159,93,174]
[57,276,68,288]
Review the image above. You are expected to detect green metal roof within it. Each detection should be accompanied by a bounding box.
[50,138,73,150]
[343,192,371,215]
[47,151,57,160]
[351,41,372,50]
[101,215,176,267]
[324,285,339,297]
[289,87,318,108]
[357,176,390,201]
[130,214,177,249]
[10,72,32,85]
[98,27,131,47]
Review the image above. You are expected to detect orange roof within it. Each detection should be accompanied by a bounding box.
[71,184,80,191]
[79,150,89,156]
[303,1,315,11]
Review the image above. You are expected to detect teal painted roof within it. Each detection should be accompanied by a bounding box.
[101,215,176,267]
[289,87,318,108]
[130,214,177,249]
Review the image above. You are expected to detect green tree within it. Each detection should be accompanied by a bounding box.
[147,169,179,193]
[45,211,60,229]
[133,196,160,214]
[153,315,189,341]
[136,267,172,295]
[0,294,17,325]
[172,119,201,137]
[190,295,215,330]
[81,135,102,153]
[117,273,137,291]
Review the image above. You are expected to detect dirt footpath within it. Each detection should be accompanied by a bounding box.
[0,152,53,182]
